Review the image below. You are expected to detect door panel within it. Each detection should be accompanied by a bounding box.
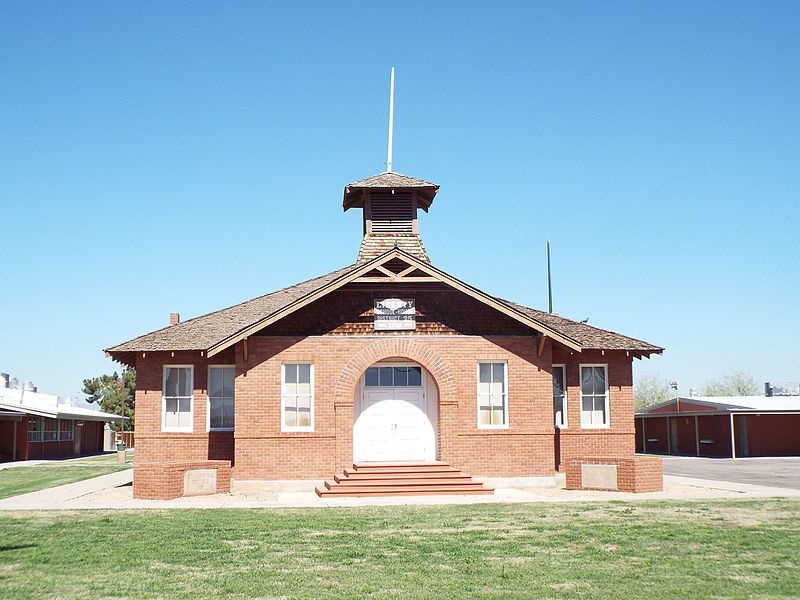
[393,390,434,461]
[355,390,396,462]
[354,386,433,462]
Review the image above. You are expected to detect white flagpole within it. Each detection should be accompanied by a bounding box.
[387,66,395,173]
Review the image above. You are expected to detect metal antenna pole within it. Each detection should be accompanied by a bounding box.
[387,67,395,172]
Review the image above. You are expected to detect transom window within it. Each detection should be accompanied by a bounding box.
[580,365,609,428]
[478,362,508,429]
[163,366,193,432]
[364,366,422,387]
[282,363,314,431]
[208,366,235,431]
[553,365,567,428]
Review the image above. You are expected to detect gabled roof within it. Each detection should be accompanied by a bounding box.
[106,248,663,361]
[343,171,440,210]
[638,395,800,415]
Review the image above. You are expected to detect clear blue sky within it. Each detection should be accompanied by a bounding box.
[1,2,798,398]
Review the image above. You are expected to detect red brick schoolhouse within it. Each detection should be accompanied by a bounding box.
[107,171,663,499]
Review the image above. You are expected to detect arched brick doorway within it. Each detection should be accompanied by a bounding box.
[333,339,456,468]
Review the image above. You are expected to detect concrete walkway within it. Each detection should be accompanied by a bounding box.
[0,452,128,470]
[1,470,799,511]
[0,469,133,510]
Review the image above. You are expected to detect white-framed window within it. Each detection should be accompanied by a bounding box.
[553,365,567,429]
[208,365,235,431]
[59,419,74,441]
[477,362,508,429]
[281,363,314,432]
[580,365,609,428]
[162,365,194,432]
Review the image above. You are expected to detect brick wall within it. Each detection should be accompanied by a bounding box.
[130,292,640,488]
[551,347,636,469]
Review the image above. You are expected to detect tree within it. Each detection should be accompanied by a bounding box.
[634,374,673,409]
[83,368,135,430]
[702,371,760,397]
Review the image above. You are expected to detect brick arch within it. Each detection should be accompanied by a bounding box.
[334,338,457,405]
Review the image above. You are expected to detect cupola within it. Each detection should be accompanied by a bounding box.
[343,171,439,263]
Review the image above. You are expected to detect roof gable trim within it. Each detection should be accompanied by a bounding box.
[207,248,583,356]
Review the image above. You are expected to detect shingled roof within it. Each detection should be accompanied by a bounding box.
[343,171,440,210]
[106,264,359,354]
[106,256,662,360]
[501,300,663,353]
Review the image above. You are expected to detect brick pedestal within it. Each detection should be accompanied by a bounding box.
[565,456,663,493]
[133,460,232,499]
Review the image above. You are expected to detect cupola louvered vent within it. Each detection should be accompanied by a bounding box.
[370,190,413,233]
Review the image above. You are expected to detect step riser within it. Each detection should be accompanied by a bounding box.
[316,487,494,498]
[353,462,449,468]
[324,487,490,493]
[330,479,482,487]
[347,467,458,475]
[336,473,470,482]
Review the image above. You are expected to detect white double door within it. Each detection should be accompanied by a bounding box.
[354,387,435,463]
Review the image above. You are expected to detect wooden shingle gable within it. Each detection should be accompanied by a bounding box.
[206,248,583,356]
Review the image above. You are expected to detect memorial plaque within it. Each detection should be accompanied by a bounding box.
[183,468,217,496]
[581,464,618,490]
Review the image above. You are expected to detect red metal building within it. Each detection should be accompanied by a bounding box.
[0,379,124,462]
[635,396,800,458]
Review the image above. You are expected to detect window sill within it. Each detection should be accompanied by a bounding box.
[209,428,234,433]
[161,428,194,433]
[476,425,510,431]
[281,428,315,434]
[580,424,610,430]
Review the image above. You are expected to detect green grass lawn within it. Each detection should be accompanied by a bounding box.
[0,464,129,500]
[1,499,799,599]
[66,451,134,466]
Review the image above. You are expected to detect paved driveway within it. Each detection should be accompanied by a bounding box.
[663,457,800,490]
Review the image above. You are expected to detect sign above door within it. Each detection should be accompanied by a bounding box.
[374,298,415,331]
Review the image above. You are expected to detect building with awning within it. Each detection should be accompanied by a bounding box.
[635,396,800,458]
[0,375,125,462]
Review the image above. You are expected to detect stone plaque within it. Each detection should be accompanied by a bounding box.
[183,469,217,496]
[581,464,618,490]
